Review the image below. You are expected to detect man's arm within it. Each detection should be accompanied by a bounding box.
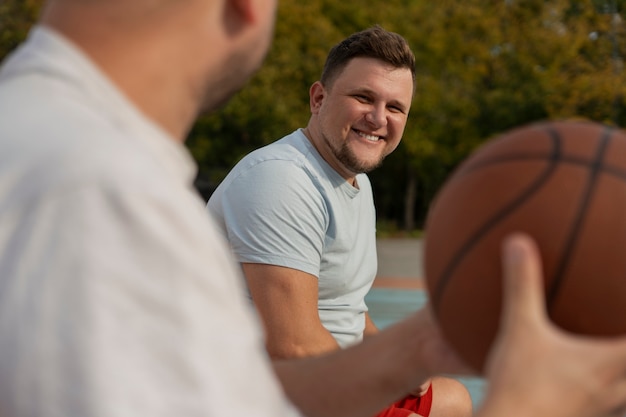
[274,234,626,417]
[242,262,340,359]
[273,306,464,417]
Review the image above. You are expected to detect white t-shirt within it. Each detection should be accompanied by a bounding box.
[208,130,378,347]
[0,26,300,417]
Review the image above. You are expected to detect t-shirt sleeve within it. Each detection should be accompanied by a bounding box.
[218,160,327,277]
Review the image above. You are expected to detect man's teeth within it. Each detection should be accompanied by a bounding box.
[358,132,380,142]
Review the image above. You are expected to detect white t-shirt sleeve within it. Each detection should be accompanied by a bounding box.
[216,160,328,277]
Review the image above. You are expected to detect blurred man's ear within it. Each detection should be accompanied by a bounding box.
[228,0,256,23]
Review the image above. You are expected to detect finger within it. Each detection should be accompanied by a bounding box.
[500,233,547,328]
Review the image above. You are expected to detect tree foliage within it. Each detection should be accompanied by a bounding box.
[3,0,626,229]
[193,0,626,229]
[0,0,44,59]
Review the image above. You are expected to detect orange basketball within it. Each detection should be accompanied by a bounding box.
[424,120,626,372]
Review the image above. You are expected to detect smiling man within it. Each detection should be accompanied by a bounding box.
[207,26,472,417]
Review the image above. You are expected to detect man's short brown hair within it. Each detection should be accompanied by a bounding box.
[320,25,416,91]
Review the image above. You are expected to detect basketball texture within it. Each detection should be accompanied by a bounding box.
[424,120,626,372]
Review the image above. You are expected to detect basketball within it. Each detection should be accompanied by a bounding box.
[424,120,626,372]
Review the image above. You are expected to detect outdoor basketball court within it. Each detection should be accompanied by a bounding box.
[368,238,486,409]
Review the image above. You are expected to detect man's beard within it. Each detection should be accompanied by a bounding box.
[322,132,385,174]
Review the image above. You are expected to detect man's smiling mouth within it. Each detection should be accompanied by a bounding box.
[356,130,382,142]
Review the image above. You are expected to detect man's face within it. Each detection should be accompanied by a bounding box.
[310,56,414,179]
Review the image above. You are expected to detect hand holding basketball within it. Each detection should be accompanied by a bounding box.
[481,234,626,417]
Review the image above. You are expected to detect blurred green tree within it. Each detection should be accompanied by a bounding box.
[2,0,626,230]
[0,0,44,60]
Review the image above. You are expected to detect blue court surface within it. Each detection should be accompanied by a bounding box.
[365,287,486,410]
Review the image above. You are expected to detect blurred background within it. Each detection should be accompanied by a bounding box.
[4,0,626,235]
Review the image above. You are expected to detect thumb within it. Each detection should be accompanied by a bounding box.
[500,233,548,329]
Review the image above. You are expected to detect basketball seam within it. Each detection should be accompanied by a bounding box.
[547,126,614,310]
[431,129,562,313]
[458,148,626,182]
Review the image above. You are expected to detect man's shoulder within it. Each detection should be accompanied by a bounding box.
[0,96,179,211]
[229,130,319,178]
[244,130,309,162]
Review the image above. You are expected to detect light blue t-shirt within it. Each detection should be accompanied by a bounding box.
[208,129,378,347]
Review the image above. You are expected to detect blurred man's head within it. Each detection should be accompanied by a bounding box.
[195,0,278,112]
[40,0,279,135]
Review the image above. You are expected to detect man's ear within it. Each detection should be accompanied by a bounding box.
[229,0,256,23]
[309,81,325,114]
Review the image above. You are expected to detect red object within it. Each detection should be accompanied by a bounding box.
[374,384,433,417]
